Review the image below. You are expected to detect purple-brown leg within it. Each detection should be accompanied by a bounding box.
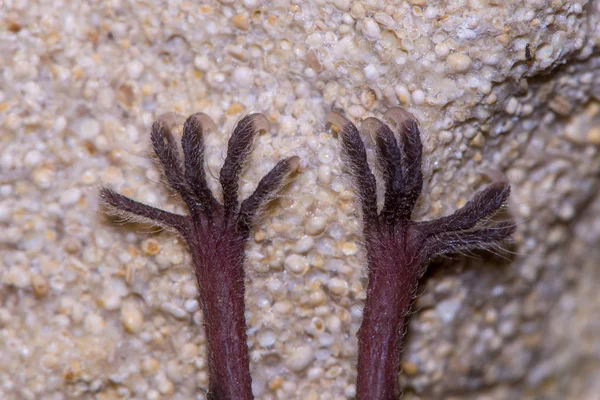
[101,113,299,400]
[327,108,514,400]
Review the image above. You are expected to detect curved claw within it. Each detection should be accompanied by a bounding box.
[384,107,423,215]
[383,107,417,130]
[150,118,193,206]
[362,117,407,224]
[220,113,270,219]
[421,220,516,263]
[237,155,300,233]
[327,111,379,227]
[155,112,187,128]
[191,112,218,132]
[244,112,270,133]
[326,111,353,134]
[100,187,186,234]
[182,113,219,215]
[417,182,511,236]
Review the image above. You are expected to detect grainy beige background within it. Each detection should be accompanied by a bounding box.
[1,0,600,399]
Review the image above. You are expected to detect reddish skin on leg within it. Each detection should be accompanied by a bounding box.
[327,108,515,400]
[101,113,299,400]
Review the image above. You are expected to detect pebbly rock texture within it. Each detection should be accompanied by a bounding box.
[1,0,599,399]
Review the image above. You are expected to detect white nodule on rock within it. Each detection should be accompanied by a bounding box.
[126,60,144,79]
[306,216,327,236]
[59,188,82,206]
[232,67,254,88]
[446,52,472,73]
[285,344,314,372]
[361,18,381,40]
[257,329,277,348]
[84,314,106,334]
[294,235,315,253]
[121,303,144,333]
[284,254,309,275]
[436,298,463,322]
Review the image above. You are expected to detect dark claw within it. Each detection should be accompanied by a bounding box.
[151,119,191,202]
[182,113,219,213]
[220,114,269,219]
[422,220,516,263]
[237,156,300,233]
[100,187,186,233]
[384,107,423,216]
[418,182,511,236]
[326,111,378,227]
[362,117,405,224]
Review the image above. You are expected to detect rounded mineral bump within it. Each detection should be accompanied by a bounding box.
[360,87,377,109]
[81,169,96,184]
[256,294,271,308]
[308,288,326,306]
[257,329,277,347]
[284,254,309,274]
[325,365,342,378]
[362,18,380,40]
[395,84,411,104]
[232,14,250,31]
[436,298,462,322]
[268,376,283,390]
[317,164,332,184]
[160,302,187,320]
[328,277,349,296]
[146,390,159,400]
[347,104,365,118]
[94,230,113,249]
[294,235,315,253]
[307,250,325,269]
[126,59,144,79]
[307,366,324,380]
[84,314,106,334]
[438,130,454,144]
[325,314,342,334]
[306,216,327,236]
[121,303,144,333]
[339,241,358,256]
[265,277,286,297]
[308,317,325,335]
[180,343,198,360]
[142,238,161,256]
[59,188,81,206]
[32,165,55,188]
[102,292,123,312]
[77,117,100,139]
[285,344,314,372]
[273,300,293,314]
[31,274,49,298]
[194,55,210,71]
[157,375,174,395]
[447,52,472,73]
[412,89,425,105]
[330,178,345,193]
[318,145,334,164]
[232,66,254,88]
[183,299,199,313]
[537,43,554,61]
[505,96,519,115]
[435,42,450,58]
[24,149,43,167]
